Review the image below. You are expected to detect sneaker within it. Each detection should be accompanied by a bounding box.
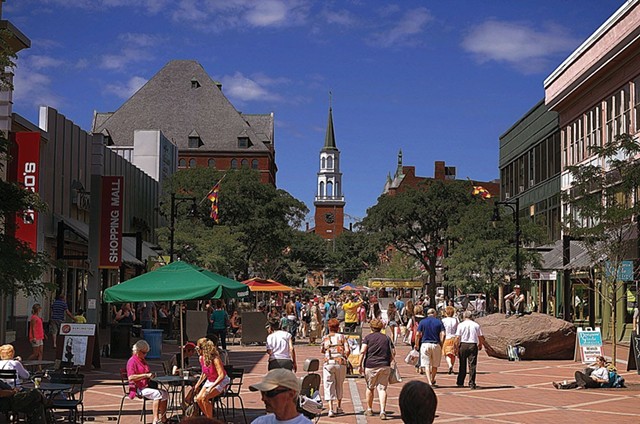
[364,409,374,416]
[505,313,511,318]
[380,412,387,420]
[448,367,453,375]
[328,411,335,418]
[336,408,344,415]
[469,383,477,390]
[552,382,560,389]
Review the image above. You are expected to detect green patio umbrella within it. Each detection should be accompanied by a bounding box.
[103,260,248,302]
[103,260,248,366]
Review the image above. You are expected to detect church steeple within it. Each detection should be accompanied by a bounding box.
[323,107,337,150]
[314,101,345,240]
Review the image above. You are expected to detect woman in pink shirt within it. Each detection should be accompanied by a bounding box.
[127,340,169,424]
[27,304,45,361]
[194,337,229,419]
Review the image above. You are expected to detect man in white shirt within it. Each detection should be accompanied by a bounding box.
[266,320,297,372]
[454,311,485,389]
[250,368,312,424]
[473,294,486,317]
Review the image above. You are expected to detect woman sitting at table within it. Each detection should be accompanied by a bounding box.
[127,340,169,424]
[0,344,30,388]
[194,338,230,419]
[169,342,197,375]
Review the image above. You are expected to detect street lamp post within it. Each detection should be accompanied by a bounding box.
[491,198,521,288]
[169,193,197,263]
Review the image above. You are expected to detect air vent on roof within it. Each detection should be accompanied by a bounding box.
[191,78,201,89]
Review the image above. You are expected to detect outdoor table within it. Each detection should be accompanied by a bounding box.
[152,375,198,416]
[22,382,72,398]
[21,360,55,371]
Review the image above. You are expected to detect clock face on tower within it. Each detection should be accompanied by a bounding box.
[324,212,335,224]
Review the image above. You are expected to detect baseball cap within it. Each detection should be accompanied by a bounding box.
[249,369,300,393]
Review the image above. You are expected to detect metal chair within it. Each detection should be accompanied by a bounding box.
[0,369,18,388]
[49,373,84,424]
[118,368,147,424]
[218,366,247,424]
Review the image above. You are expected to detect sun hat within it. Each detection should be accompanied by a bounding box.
[249,368,301,394]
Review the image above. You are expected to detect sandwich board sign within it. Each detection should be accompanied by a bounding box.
[575,327,603,363]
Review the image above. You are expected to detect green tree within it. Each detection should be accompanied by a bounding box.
[445,201,546,295]
[361,180,476,300]
[564,133,640,363]
[160,168,308,280]
[328,229,380,284]
[0,31,51,297]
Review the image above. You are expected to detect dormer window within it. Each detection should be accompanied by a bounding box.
[238,137,250,148]
[188,130,203,148]
[191,78,201,89]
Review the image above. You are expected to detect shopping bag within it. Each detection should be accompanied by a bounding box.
[404,349,419,366]
[389,361,402,384]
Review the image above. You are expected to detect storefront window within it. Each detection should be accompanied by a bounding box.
[625,281,638,323]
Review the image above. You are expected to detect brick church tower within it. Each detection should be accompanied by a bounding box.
[313,106,345,240]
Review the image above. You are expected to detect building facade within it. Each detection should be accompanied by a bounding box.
[92,60,277,185]
[544,0,640,340]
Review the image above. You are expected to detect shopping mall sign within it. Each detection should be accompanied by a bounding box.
[99,176,124,269]
[14,132,41,251]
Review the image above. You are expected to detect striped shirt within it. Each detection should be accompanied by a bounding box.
[51,299,69,320]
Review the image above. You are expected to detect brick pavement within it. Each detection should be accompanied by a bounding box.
[16,327,640,424]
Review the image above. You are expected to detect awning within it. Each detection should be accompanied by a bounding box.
[53,214,159,266]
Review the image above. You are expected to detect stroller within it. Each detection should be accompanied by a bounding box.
[298,358,323,421]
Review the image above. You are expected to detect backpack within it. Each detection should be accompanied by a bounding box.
[605,370,625,388]
[328,302,338,319]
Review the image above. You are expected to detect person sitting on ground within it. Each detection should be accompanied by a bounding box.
[0,345,30,388]
[552,355,610,389]
[169,342,197,375]
[399,380,437,424]
[504,285,525,317]
[249,368,312,424]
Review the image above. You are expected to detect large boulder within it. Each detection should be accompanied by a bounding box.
[477,312,576,360]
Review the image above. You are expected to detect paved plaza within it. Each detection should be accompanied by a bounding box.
[16,328,640,424]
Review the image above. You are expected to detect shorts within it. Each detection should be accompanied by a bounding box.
[364,366,391,391]
[31,339,43,348]
[420,342,442,368]
[203,375,231,393]
[49,320,62,336]
[139,387,169,401]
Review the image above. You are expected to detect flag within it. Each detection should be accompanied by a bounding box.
[473,185,491,199]
[207,183,220,223]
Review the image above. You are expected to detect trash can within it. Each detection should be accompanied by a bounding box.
[110,323,132,359]
[142,329,163,359]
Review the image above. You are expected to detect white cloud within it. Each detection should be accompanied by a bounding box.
[371,7,432,48]
[461,20,581,73]
[104,76,148,99]
[26,55,64,70]
[13,63,63,110]
[220,72,274,102]
[98,33,161,72]
[322,8,356,26]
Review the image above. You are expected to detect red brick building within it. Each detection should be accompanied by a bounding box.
[383,151,500,198]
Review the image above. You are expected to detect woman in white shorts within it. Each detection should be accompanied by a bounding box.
[194,338,230,419]
[126,340,169,424]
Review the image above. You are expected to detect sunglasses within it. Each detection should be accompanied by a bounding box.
[263,388,290,398]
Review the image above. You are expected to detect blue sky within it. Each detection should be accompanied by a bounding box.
[6,0,625,225]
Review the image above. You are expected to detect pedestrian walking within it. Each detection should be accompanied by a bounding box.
[266,320,297,371]
[359,318,394,420]
[320,318,350,417]
[209,300,229,351]
[454,310,485,389]
[415,308,444,387]
[49,294,73,349]
[441,306,459,375]
[28,304,45,361]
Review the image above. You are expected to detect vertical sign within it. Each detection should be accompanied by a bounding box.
[576,327,603,363]
[14,132,41,251]
[99,176,123,268]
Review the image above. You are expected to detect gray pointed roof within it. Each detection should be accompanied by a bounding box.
[323,107,337,151]
[92,60,273,151]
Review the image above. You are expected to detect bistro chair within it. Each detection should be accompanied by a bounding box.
[118,368,147,424]
[218,366,247,424]
[49,373,85,424]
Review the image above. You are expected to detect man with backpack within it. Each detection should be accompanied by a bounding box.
[324,295,338,336]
